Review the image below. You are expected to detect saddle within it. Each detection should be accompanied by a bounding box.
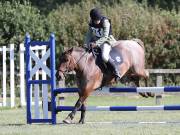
[92,46,123,75]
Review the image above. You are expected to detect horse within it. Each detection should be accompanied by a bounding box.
[56,39,152,124]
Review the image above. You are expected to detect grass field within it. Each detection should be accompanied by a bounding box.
[0,94,180,135]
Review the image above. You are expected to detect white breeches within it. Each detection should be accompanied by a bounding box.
[100,43,111,63]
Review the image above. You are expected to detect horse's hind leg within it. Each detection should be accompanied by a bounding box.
[134,68,154,97]
[143,69,155,97]
[130,75,149,98]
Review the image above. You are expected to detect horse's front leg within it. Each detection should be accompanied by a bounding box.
[63,98,82,124]
[79,103,86,124]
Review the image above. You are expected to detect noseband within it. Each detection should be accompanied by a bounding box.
[58,50,88,77]
[58,54,77,75]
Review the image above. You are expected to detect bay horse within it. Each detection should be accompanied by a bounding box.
[56,39,151,124]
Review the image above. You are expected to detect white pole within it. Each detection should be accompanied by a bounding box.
[19,44,26,106]
[42,47,48,119]
[10,44,15,107]
[34,50,40,119]
[2,46,7,106]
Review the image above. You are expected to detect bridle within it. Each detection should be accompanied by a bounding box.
[57,48,89,77]
[57,54,78,76]
[57,54,76,74]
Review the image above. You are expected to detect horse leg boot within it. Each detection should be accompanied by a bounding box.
[79,103,86,124]
[63,99,82,124]
[108,58,121,82]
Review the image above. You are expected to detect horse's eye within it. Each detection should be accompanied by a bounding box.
[63,57,68,62]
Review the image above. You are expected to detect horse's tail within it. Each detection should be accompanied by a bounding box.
[132,38,145,50]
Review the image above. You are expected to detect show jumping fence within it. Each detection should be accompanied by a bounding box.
[0,38,179,108]
[0,34,179,114]
[25,34,180,124]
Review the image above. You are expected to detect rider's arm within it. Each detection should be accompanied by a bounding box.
[95,19,110,47]
[103,19,111,37]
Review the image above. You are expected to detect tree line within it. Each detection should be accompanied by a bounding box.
[0,0,179,85]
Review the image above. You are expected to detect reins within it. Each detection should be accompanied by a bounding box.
[58,48,90,75]
[75,50,89,65]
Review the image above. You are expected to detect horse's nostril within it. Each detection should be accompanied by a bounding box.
[59,75,62,80]
[56,72,61,80]
[56,71,64,81]
[57,75,62,81]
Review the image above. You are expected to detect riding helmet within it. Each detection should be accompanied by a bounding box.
[90,8,102,21]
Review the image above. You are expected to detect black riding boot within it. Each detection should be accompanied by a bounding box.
[108,58,121,81]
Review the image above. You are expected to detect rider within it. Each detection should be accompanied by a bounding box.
[84,8,121,81]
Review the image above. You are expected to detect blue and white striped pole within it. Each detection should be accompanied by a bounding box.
[54,86,180,93]
[56,105,180,112]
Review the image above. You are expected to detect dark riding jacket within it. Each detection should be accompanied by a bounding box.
[84,17,116,48]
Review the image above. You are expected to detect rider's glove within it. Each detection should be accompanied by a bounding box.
[89,42,97,49]
[83,45,91,53]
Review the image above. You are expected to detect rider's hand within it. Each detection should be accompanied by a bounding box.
[83,44,89,52]
[84,47,90,52]
[89,42,96,48]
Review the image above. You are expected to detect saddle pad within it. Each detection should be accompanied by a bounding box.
[109,47,123,65]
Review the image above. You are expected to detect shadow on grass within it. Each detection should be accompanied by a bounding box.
[0,123,26,126]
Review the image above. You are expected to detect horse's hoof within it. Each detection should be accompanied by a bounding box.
[63,119,72,124]
[139,92,148,98]
[115,76,121,82]
[147,92,155,97]
[79,120,85,124]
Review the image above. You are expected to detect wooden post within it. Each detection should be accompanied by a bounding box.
[42,47,48,119]
[156,75,162,105]
[10,44,15,107]
[34,50,40,119]
[20,44,26,106]
[2,46,7,107]
[58,80,65,106]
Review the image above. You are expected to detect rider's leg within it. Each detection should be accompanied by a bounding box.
[100,43,111,62]
[108,57,121,81]
[100,43,121,81]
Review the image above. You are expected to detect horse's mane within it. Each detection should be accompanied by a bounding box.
[62,47,85,55]
[72,47,85,53]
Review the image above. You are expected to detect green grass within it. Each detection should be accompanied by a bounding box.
[61,93,180,106]
[0,95,180,135]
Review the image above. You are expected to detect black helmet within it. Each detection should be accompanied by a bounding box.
[90,8,102,21]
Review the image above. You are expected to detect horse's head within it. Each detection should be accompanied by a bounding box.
[56,47,77,80]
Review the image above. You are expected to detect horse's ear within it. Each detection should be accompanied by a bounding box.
[68,47,73,54]
[64,47,69,52]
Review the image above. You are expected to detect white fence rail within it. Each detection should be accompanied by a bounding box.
[0,44,25,107]
[0,44,34,107]
[20,44,25,106]
[0,44,48,108]
[0,44,15,107]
